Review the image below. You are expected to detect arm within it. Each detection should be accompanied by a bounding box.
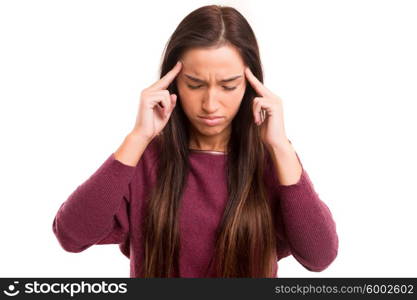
[270,140,339,272]
[52,133,150,252]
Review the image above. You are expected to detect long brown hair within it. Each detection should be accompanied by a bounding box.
[142,5,277,277]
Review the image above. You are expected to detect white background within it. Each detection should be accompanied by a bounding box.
[0,0,416,277]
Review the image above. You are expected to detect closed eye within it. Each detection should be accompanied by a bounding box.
[187,84,236,91]
[223,86,237,91]
[187,84,202,89]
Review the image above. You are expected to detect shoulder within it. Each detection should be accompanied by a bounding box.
[133,137,161,178]
[143,137,161,161]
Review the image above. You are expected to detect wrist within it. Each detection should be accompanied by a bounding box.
[266,138,292,154]
[128,131,152,144]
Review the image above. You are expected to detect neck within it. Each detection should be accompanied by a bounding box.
[188,127,230,152]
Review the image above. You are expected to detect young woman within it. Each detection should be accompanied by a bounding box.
[52,5,338,278]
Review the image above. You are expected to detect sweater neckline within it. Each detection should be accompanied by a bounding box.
[189,149,228,155]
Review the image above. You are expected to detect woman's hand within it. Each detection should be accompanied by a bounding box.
[131,61,182,142]
[245,67,289,149]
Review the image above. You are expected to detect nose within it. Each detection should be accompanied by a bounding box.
[201,87,220,114]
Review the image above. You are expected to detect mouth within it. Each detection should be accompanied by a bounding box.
[198,116,224,126]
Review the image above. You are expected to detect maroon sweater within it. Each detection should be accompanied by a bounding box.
[52,139,338,277]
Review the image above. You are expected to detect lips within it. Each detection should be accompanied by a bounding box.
[198,116,224,126]
[199,116,223,120]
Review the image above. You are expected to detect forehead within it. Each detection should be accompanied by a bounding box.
[180,45,245,77]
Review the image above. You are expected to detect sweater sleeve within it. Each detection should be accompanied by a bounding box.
[275,152,339,272]
[52,153,136,253]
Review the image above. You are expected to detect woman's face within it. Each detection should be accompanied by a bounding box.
[176,45,247,138]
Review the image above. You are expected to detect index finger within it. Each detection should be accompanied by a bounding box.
[149,60,183,91]
[244,67,271,97]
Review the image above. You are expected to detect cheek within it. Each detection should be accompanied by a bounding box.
[226,89,245,117]
[230,87,246,108]
[177,83,189,103]
[177,86,196,114]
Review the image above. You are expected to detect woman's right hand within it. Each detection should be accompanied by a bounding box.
[131,61,183,142]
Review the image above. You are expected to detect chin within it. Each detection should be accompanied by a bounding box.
[195,124,225,136]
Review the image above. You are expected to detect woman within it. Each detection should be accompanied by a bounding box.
[52,5,338,278]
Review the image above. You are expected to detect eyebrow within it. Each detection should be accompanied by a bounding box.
[184,74,242,84]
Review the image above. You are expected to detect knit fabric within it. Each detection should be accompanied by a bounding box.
[52,138,338,277]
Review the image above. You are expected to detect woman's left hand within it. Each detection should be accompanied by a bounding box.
[245,67,289,149]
